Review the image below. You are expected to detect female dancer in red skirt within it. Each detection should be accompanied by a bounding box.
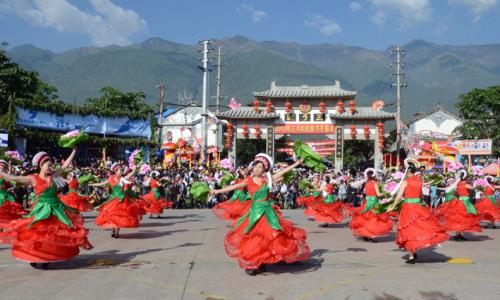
[0,160,26,229]
[141,171,173,219]
[434,170,482,241]
[0,149,93,269]
[474,176,499,228]
[212,169,251,225]
[350,169,394,242]
[390,164,448,264]
[296,174,322,209]
[59,172,93,213]
[210,154,310,276]
[302,175,350,227]
[91,163,143,238]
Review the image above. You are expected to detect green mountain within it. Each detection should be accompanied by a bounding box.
[7,36,500,120]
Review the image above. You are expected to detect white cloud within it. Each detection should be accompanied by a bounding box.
[0,0,148,46]
[238,3,267,23]
[368,0,431,29]
[449,0,498,22]
[350,2,363,12]
[305,14,342,36]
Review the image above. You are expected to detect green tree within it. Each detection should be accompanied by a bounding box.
[84,86,154,117]
[342,140,374,169]
[454,86,500,156]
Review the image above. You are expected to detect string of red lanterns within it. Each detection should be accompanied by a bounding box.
[225,122,233,150]
[254,125,261,139]
[337,100,345,114]
[242,124,249,139]
[319,100,326,113]
[265,99,273,113]
[285,99,292,113]
[350,125,357,140]
[363,125,370,139]
[349,100,356,114]
[253,99,260,112]
[377,121,384,150]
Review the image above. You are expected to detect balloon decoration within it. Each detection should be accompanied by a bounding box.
[337,100,345,114]
[285,99,292,113]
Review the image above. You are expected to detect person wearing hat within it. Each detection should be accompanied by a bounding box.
[474,176,499,229]
[59,171,93,213]
[389,163,449,264]
[140,171,173,219]
[349,168,394,243]
[0,159,27,229]
[212,168,251,225]
[433,169,482,241]
[0,148,93,269]
[210,154,310,276]
[90,162,142,238]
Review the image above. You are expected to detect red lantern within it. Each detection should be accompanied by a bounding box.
[285,99,292,113]
[319,100,327,113]
[253,99,260,112]
[376,121,384,129]
[349,100,356,114]
[350,125,357,140]
[265,100,273,113]
[242,124,249,138]
[227,122,234,130]
[363,125,370,139]
[337,100,345,114]
[254,125,261,138]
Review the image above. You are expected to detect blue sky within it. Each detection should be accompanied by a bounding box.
[1,0,499,52]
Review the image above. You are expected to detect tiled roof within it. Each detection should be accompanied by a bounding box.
[216,107,280,120]
[329,107,396,120]
[253,81,357,98]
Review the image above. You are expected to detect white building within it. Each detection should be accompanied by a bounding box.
[159,104,221,149]
[405,105,463,140]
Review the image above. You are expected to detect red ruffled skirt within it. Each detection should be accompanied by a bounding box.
[434,199,482,232]
[296,194,321,207]
[212,200,252,224]
[95,197,143,229]
[141,192,173,214]
[59,192,93,213]
[224,208,310,269]
[397,203,449,253]
[0,213,93,262]
[474,198,499,222]
[349,202,394,238]
[304,201,350,223]
[0,201,27,228]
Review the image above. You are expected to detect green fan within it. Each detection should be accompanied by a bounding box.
[58,130,88,148]
[78,174,99,185]
[282,170,297,184]
[293,141,326,173]
[298,179,313,191]
[190,182,211,201]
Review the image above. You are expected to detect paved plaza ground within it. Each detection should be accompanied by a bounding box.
[0,209,499,300]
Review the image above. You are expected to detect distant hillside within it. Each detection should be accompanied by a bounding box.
[7,36,500,120]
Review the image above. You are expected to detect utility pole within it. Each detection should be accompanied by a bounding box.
[391,45,406,167]
[215,43,222,114]
[200,40,212,162]
[157,83,165,144]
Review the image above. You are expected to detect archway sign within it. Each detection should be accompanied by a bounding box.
[217,81,395,170]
